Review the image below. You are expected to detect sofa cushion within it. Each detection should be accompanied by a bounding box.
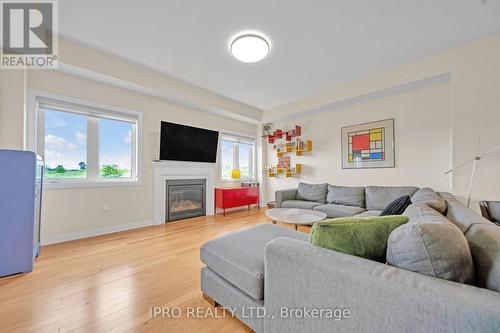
[464,223,500,292]
[439,193,500,291]
[296,182,328,203]
[440,193,491,233]
[365,186,419,210]
[355,210,382,217]
[379,195,412,216]
[411,187,447,214]
[200,224,308,300]
[282,200,322,210]
[387,204,475,284]
[275,189,298,208]
[326,185,365,207]
[313,204,366,218]
[403,203,449,223]
[310,216,409,262]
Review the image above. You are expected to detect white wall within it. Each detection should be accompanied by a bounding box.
[264,33,500,207]
[0,40,258,243]
[0,69,26,149]
[57,39,262,123]
[266,81,452,200]
[449,37,500,203]
[3,32,500,242]
[27,70,256,242]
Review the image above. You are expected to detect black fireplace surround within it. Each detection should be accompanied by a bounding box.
[165,179,206,222]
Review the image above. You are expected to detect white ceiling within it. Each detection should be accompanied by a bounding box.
[59,0,500,110]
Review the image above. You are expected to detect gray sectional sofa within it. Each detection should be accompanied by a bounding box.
[276,183,421,217]
[200,184,500,332]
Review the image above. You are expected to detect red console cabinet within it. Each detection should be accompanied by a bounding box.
[214,187,260,216]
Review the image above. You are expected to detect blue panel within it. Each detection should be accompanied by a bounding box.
[370,152,382,160]
[0,149,43,276]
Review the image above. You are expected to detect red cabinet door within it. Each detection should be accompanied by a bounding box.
[222,188,239,208]
[245,187,259,205]
[237,187,258,205]
[216,187,260,215]
[233,188,250,206]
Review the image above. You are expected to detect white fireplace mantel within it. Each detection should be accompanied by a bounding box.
[153,160,216,224]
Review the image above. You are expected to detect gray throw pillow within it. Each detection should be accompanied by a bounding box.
[386,204,475,284]
[296,183,328,203]
[411,187,447,214]
[327,185,365,207]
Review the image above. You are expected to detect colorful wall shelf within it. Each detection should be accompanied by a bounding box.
[272,139,312,157]
[265,125,302,143]
[295,139,312,156]
[264,124,311,178]
[266,164,301,178]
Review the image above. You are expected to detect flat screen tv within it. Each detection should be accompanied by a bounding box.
[160,122,219,163]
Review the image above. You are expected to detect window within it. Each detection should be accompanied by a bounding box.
[220,133,255,181]
[30,92,141,188]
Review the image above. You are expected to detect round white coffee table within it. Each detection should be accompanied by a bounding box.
[265,208,328,230]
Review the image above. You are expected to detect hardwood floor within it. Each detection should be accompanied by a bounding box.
[0,209,308,333]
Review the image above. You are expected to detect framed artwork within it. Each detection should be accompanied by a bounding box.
[341,118,395,169]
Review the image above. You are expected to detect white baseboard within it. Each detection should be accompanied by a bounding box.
[41,220,155,245]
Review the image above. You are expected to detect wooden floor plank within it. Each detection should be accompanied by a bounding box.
[0,209,305,333]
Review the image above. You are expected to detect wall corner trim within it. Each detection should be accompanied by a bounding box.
[265,72,452,122]
[55,62,261,124]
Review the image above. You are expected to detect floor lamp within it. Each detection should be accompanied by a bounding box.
[445,143,500,207]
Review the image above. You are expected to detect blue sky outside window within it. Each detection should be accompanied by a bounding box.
[43,108,134,179]
[99,118,133,178]
[44,109,87,178]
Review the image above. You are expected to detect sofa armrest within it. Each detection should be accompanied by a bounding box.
[275,189,298,208]
[264,237,500,333]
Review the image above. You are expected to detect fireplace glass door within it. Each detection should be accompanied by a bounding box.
[166,179,206,222]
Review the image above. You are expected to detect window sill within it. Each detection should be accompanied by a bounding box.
[219,178,256,183]
[44,179,142,190]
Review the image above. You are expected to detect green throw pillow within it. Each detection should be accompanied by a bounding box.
[310,216,409,261]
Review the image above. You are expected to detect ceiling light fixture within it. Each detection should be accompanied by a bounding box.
[230,33,270,63]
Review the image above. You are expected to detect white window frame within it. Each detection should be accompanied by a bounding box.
[26,90,143,189]
[219,131,256,182]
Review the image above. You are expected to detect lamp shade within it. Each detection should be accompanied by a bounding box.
[231,169,241,179]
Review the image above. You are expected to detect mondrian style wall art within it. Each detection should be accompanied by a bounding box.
[348,127,385,161]
[341,119,395,169]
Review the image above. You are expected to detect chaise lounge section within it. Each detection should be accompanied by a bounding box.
[201,224,308,332]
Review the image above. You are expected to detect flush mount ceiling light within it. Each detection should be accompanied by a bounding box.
[230,33,270,63]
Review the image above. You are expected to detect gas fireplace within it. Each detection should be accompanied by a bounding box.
[165,179,206,222]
